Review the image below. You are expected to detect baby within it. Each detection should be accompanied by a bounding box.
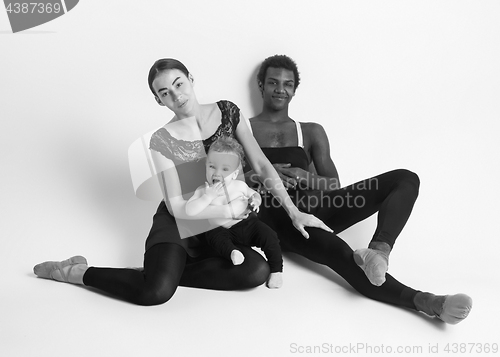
[186,136,283,288]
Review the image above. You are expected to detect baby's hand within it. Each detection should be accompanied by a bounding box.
[204,182,224,200]
[247,193,262,213]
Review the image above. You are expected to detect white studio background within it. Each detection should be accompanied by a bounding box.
[1,1,499,357]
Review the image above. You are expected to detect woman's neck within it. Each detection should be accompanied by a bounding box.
[174,99,201,120]
[168,102,220,140]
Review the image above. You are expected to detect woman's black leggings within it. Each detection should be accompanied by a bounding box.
[258,169,421,309]
[83,244,270,306]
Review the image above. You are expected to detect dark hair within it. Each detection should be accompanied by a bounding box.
[148,58,190,96]
[256,55,300,90]
[208,136,245,167]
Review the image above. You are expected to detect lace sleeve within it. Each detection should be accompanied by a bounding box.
[149,128,173,160]
[221,100,240,130]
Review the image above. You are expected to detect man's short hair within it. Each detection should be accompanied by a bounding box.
[208,136,245,167]
[257,55,300,90]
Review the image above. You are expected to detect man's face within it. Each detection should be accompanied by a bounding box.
[260,67,296,111]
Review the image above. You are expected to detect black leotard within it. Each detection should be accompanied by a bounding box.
[146,100,242,256]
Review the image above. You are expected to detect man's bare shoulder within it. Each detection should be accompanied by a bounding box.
[300,122,327,137]
[249,114,266,123]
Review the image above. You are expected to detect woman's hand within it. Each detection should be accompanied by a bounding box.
[291,211,333,239]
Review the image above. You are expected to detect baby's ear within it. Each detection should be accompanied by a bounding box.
[233,169,240,179]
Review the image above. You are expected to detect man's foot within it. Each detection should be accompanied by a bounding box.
[33,256,88,285]
[353,242,391,286]
[230,250,245,265]
[266,272,283,289]
[414,292,472,324]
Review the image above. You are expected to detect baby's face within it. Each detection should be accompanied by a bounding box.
[206,150,240,185]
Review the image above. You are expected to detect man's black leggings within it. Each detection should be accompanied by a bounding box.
[258,169,420,309]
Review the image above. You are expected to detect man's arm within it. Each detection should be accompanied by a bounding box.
[301,123,340,190]
[276,123,340,191]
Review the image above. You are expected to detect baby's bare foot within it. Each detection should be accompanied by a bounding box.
[230,250,245,265]
[266,272,283,289]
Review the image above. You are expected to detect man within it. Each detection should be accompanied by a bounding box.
[243,55,472,324]
[246,55,418,287]
[249,55,340,193]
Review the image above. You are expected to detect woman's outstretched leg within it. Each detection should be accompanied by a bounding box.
[180,245,270,290]
[34,243,269,305]
[83,243,186,305]
[34,243,188,306]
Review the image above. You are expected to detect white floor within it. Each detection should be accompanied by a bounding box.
[2,200,496,357]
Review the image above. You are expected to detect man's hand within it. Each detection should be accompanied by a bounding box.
[277,164,309,185]
[269,163,309,190]
[272,163,297,189]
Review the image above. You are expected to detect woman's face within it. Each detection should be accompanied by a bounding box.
[152,69,195,116]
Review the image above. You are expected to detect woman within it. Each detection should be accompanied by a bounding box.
[33,58,330,306]
[246,54,472,324]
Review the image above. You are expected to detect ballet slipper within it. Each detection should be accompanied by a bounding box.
[438,294,473,324]
[414,292,472,324]
[353,248,388,286]
[33,256,88,284]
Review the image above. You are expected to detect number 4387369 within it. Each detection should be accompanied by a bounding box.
[444,343,498,354]
[5,2,62,14]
